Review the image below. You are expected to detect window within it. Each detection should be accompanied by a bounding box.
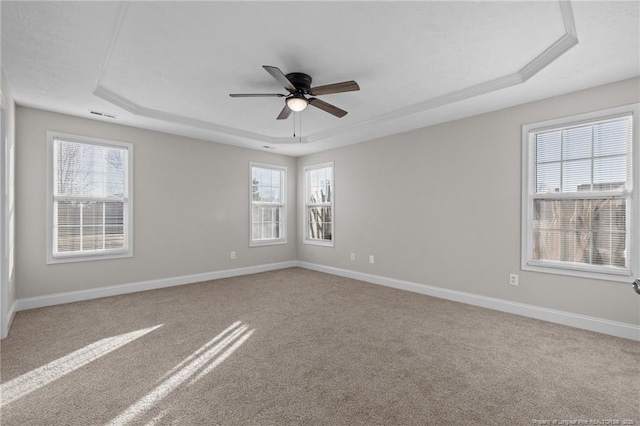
[522,105,638,281]
[304,162,334,246]
[250,163,286,246]
[46,132,133,263]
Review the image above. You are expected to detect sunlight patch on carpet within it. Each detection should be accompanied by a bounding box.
[107,321,254,425]
[159,320,241,381]
[144,409,168,426]
[1,324,163,407]
[190,328,254,384]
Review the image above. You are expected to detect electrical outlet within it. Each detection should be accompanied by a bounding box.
[509,274,519,286]
[350,253,355,261]
[369,255,375,264]
[230,251,236,260]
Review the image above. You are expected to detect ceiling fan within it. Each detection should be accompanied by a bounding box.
[230,65,360,120]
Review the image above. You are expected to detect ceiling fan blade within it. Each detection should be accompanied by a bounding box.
[277,105,292,120]
[308,98,348,118]
[263,65,297,91]
[229,93,285,98]
[310,80,360,96]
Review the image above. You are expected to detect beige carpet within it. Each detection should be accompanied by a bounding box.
[1,267,638,425]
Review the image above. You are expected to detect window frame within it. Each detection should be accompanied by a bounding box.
[521,104,639,282]
[303,161,335,247]
[249,162,287,247]
[46,131,133,264]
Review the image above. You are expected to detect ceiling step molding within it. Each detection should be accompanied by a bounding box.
[93,1,578,147]
[307,1,578,144]
[93,85,272,143]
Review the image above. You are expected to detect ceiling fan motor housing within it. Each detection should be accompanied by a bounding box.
[230,66,356,119]
[286,73,313,94]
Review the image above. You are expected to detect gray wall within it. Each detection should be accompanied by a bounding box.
[297,77,640,325]
[16,107,297,299]
[1,69,17,337]
[13,78,640,327]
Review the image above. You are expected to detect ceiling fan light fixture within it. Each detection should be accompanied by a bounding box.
[230,66,357,119]
[286,95,308,112]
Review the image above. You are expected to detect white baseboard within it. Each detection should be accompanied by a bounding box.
[296,261,640,341]
[11,260,639,341]
[16,261,297,312]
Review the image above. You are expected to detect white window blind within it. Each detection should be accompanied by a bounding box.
[534,116,631,194]
[304,163,334,246]
[522,107,637,280]
[250,163,285,246]
[48,132,132,263]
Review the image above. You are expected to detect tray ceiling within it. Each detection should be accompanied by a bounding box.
[2,1,638,156]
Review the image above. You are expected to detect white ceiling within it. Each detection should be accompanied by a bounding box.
[2,1,638,157]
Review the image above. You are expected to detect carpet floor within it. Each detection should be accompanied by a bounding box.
[1,267,638,425]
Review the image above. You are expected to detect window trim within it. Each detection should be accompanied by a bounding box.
[46,131,133,264]
[249,162,287,247]
[303,161,335,247]
[521,104,639,282]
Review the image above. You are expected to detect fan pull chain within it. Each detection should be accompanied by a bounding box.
[291,112,303,142]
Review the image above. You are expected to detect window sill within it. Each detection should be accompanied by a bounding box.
[522,262,633,283]
[303,239,334,248]
[249,239,287,248]
[47,250,132,265]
